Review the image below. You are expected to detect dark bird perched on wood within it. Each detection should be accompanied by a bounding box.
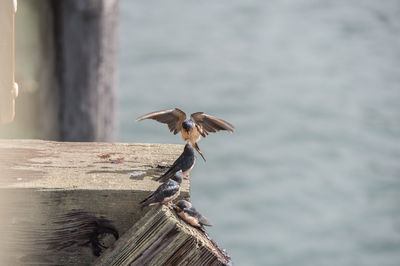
[174,200,213,231]
[140,170,183,210]
[136,108,235,161]
[156,143,195,182]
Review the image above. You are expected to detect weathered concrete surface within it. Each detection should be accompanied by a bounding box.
[94,205,231,266]
[0,139,189,265]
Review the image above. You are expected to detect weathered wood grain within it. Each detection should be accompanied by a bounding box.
[0,139,189,265]
[94,205,232,266]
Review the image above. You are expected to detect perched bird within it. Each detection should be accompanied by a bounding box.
[140,170,183,210]
[136,108,235,161]
[174,200,213,231]
[156,143,195,182]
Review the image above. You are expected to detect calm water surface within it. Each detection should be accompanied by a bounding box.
[119,1,400,265]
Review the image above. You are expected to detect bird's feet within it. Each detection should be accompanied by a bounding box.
[166,202,175,209]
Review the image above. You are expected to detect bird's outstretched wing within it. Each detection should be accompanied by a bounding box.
[136,108,186,134]
[190,112,235,137]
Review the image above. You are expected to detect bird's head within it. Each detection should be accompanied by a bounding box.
[175,200,192,212]
[172,170,183,184]
[183,143,195,155]
[182,120,194,133]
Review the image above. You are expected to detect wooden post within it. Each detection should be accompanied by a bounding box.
[1,0,118,140]
[94,206,232,266]
[0,140,188,265]
[51,0,118,141]
[0,0,18,124]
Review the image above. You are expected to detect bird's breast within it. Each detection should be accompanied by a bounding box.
[181,128,201,143]
[192,128,202,143]
[178,211,201,227]
[183,164,194,177]
[181,130,190,141]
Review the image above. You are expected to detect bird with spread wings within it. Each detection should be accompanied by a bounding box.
[136,108,235,161]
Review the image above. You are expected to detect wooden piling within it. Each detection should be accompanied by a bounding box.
[94,205,232,266]
[0,0,17,124]
[1,0,118,141]
[0,139,189,265]
[51,0,119,141]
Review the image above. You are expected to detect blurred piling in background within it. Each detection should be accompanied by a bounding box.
[0,0,17,124]
[0,0,118,141]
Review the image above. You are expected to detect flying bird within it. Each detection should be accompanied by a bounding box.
[174,200,213,231]
[156,143,195,183]
[136,108,235,161]
[140,170,183,210]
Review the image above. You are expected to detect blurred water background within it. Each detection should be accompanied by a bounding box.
[119,1,400,265]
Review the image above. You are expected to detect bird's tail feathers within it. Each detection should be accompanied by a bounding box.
[140,195,155,210]
[156,169,174,182]
[199,216,213,227]
[193,143,206,161]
